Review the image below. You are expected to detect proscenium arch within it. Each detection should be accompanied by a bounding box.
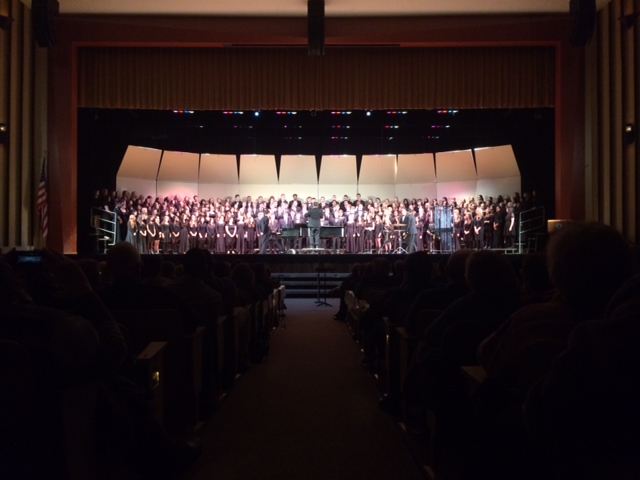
[49,13,585,253]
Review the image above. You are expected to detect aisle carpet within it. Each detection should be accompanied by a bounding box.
[182,298,426,480]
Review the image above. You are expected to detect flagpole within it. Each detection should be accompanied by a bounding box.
[37,152,49,245]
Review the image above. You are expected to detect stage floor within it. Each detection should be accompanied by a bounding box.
[75,250,526,275]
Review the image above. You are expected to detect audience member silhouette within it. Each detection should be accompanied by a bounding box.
[402,249,472,335]
[478,221,636,391]
[519,252,554,305]
[403,251,522,425]
[0,249,201,479]
[524,273,640,480]
[166,247,223,418]
[99,241,198,333]
[462,222,636,480]
[331,262,366,321]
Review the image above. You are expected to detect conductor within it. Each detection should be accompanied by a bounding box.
[305,202,324,249]
[403,207,418,253]
[258,211,271,254]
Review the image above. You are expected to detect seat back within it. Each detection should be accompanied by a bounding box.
[111,309,203,432]
[0,339,98,480]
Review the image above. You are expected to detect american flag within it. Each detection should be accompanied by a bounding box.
[37,155,48,239]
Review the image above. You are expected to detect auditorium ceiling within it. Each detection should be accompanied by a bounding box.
[58,0,610,17]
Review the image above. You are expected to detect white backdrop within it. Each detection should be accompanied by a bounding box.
[117,145,521,203]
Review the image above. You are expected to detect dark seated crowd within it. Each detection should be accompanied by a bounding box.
[0,242,280,479]
[335,221,640,480]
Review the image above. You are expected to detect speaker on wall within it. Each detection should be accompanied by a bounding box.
[308,0,325,56]
[32,0,59,48]
[570,0,596,47]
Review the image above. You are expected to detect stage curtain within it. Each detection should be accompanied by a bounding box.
[0,0,43,249]
[78,46,555,111]
[586,0,639,243]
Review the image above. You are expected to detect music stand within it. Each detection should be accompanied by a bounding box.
[392,224,408,254]
[315,266,334,306]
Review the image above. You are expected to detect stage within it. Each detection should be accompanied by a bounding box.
[75,249,526,276]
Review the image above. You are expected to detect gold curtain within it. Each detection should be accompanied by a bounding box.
[0,0,43,249]
[588,0,639,243]
[78,46,555,111]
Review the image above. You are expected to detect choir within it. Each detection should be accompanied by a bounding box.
[95,188,536,255]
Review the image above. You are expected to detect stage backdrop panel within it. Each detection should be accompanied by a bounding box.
[117,177,157,198]
[435,150,477,182]
[198,154,239,200]
[357,185,394,201]
[156,151,199,199]
[118,145,162,179]
[474,145,521,199]
[239,155,278,184]
[474,145,520,179]
[358,155,397,202]
[360,155,396,184]
[280,155,317,188]
[397,153,436,184]
[116,145,162,196]
[396,153,437,201]
[435,150,478,203]
[199,154,238,183]
[476,177,522,200]
[396,184,438,202]
[318,155,357,187]
[198,184,239,200]
[292,186,322,201]
[436,182,478,205]
[235,184,280,201]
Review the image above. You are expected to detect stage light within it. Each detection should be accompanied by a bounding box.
[254,111,260,117]
[624,123,635,144]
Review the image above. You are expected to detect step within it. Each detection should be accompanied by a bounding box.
[273,272,347,298]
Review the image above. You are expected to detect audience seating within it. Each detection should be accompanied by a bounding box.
[396,309,443,421]
[381,302,412,401]
[216,314,228,389]
[1,330,177,480]
[248,295,274,364]
[273,285,286,327]
[222,308,241,387]
[118,322,168,425]
[440,318,501,366]
[111,309,205,433]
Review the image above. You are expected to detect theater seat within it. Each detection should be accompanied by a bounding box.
[111,309,205,434]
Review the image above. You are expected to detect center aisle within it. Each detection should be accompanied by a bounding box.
[183,298,426,480]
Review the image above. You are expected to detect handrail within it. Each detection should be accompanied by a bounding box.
[518,206,546,254]
[90,207,117,249]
